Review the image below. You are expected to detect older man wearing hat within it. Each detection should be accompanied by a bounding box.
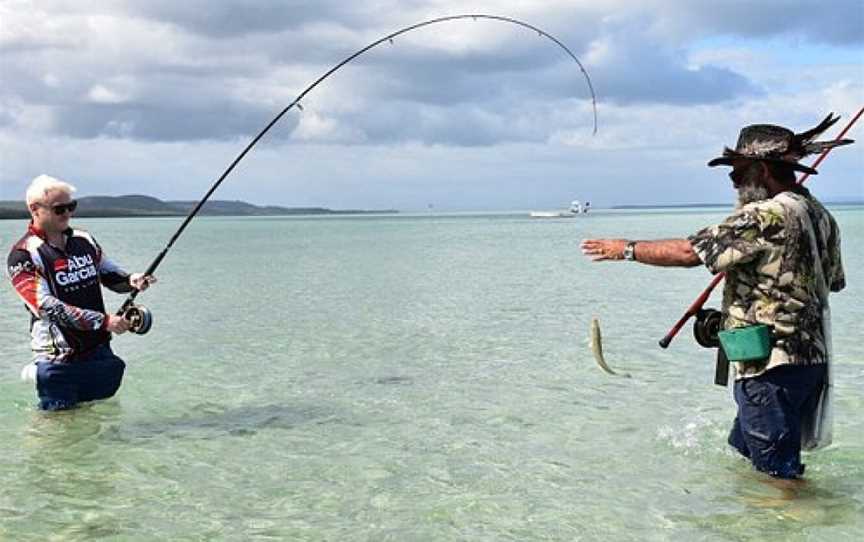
[581,113,853,480]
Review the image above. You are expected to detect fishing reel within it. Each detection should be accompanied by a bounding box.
[120,304,153,335]
[693,308,722,349]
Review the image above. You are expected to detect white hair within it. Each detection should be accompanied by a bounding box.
[25,174,77,207]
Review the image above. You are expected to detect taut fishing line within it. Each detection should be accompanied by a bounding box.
[117,14,598,334]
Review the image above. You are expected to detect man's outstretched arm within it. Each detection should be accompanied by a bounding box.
[581,238,702,267]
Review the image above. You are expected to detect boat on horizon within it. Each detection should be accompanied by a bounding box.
[529,200,590,218]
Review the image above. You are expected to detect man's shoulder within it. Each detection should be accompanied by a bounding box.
[69,228,99,248]
[741,197,787,215]
[772,190,835,227]
[7,232,39,271]
[8,230,43,257]
[801,193,835,220]
[730,198,788,230]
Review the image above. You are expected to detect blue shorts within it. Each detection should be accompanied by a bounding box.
[35,344,126,411]
[728,364,826,479]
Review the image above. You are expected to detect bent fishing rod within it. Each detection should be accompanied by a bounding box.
[658,105,864,349]
[115,14,599,334]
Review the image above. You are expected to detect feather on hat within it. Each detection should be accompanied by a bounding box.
[707,113,855,175]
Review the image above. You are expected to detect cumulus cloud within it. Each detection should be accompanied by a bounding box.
[118,0,372,38]
[584,27,763,105]
[0,1,861,208]
[0,1,770,146]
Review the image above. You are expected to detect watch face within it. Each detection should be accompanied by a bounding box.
[624,242,635,260]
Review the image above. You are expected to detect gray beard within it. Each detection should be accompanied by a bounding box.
[736,182,770,208]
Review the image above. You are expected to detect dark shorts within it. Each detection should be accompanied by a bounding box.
[35,344,126,411]
[728,363,826,479]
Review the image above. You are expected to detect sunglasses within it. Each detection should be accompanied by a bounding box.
[728,165,759,186]
[40,200,78,215]
[728,162,767,186]
[728,169,746,185]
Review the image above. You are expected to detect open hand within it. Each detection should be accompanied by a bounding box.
[581,239,627,261]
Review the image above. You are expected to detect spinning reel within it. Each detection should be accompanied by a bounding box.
[692,308,722,349]
[120,303,153,335]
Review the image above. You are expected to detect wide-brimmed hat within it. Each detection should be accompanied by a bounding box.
[707,113,854,175]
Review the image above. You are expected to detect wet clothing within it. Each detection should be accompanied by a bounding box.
[8,223,132,362]
[728,364,826,479]
[7,223,132,410]
[689,188,844,379]
[36,344,126,411]
[688,188,843,478]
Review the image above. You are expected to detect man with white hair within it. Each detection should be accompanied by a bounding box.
[7,174,156,411]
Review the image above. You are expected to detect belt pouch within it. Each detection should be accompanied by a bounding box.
[717,324,772,362]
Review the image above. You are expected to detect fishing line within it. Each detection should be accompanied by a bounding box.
[116,14,599,334]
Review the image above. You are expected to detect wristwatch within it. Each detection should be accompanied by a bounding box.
[623,241,637,261]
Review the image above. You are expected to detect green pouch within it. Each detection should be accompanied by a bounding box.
[717,325,772,362]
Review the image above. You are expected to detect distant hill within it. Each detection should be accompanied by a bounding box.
[0,195,397,219]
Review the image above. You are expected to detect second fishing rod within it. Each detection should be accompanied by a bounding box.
[660,106,863,354]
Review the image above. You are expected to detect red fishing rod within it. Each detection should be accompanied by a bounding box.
[659,105,864,349]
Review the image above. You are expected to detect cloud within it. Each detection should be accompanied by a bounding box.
[118,0,372,38]
[0,1,861,209]
[646,0,864,46]
[0,8,605,144]
[584,27,763,105]
[50,99,288,141]
[87,84,130,104]
[291,110,364,143]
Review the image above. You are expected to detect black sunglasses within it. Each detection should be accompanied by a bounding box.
[728,164,758,186]
[728,169,746,185]
[42,200,78,215]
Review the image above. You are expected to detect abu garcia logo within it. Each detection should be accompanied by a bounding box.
[55,254,97,286]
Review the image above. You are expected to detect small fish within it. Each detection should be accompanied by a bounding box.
[590,317,631,378]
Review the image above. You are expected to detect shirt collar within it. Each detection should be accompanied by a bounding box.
[27,222,46,240]
[28,222,73,241]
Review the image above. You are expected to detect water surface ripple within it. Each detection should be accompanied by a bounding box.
[1,208,862,540]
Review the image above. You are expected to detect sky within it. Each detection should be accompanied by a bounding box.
[1,0,862,210]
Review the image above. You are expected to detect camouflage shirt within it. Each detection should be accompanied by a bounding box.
[688,189,845,378]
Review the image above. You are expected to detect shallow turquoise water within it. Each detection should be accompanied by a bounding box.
[1,208,862,541]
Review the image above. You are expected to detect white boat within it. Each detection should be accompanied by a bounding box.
[529,200,590,218]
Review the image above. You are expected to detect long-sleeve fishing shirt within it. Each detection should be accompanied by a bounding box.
[688,188,844,378]
[7,223,133,362]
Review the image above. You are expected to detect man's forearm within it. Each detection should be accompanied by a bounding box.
[581,238,702,267]
[631,239,702,267]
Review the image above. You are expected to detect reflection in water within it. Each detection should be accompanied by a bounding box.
[101,403,337,442]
